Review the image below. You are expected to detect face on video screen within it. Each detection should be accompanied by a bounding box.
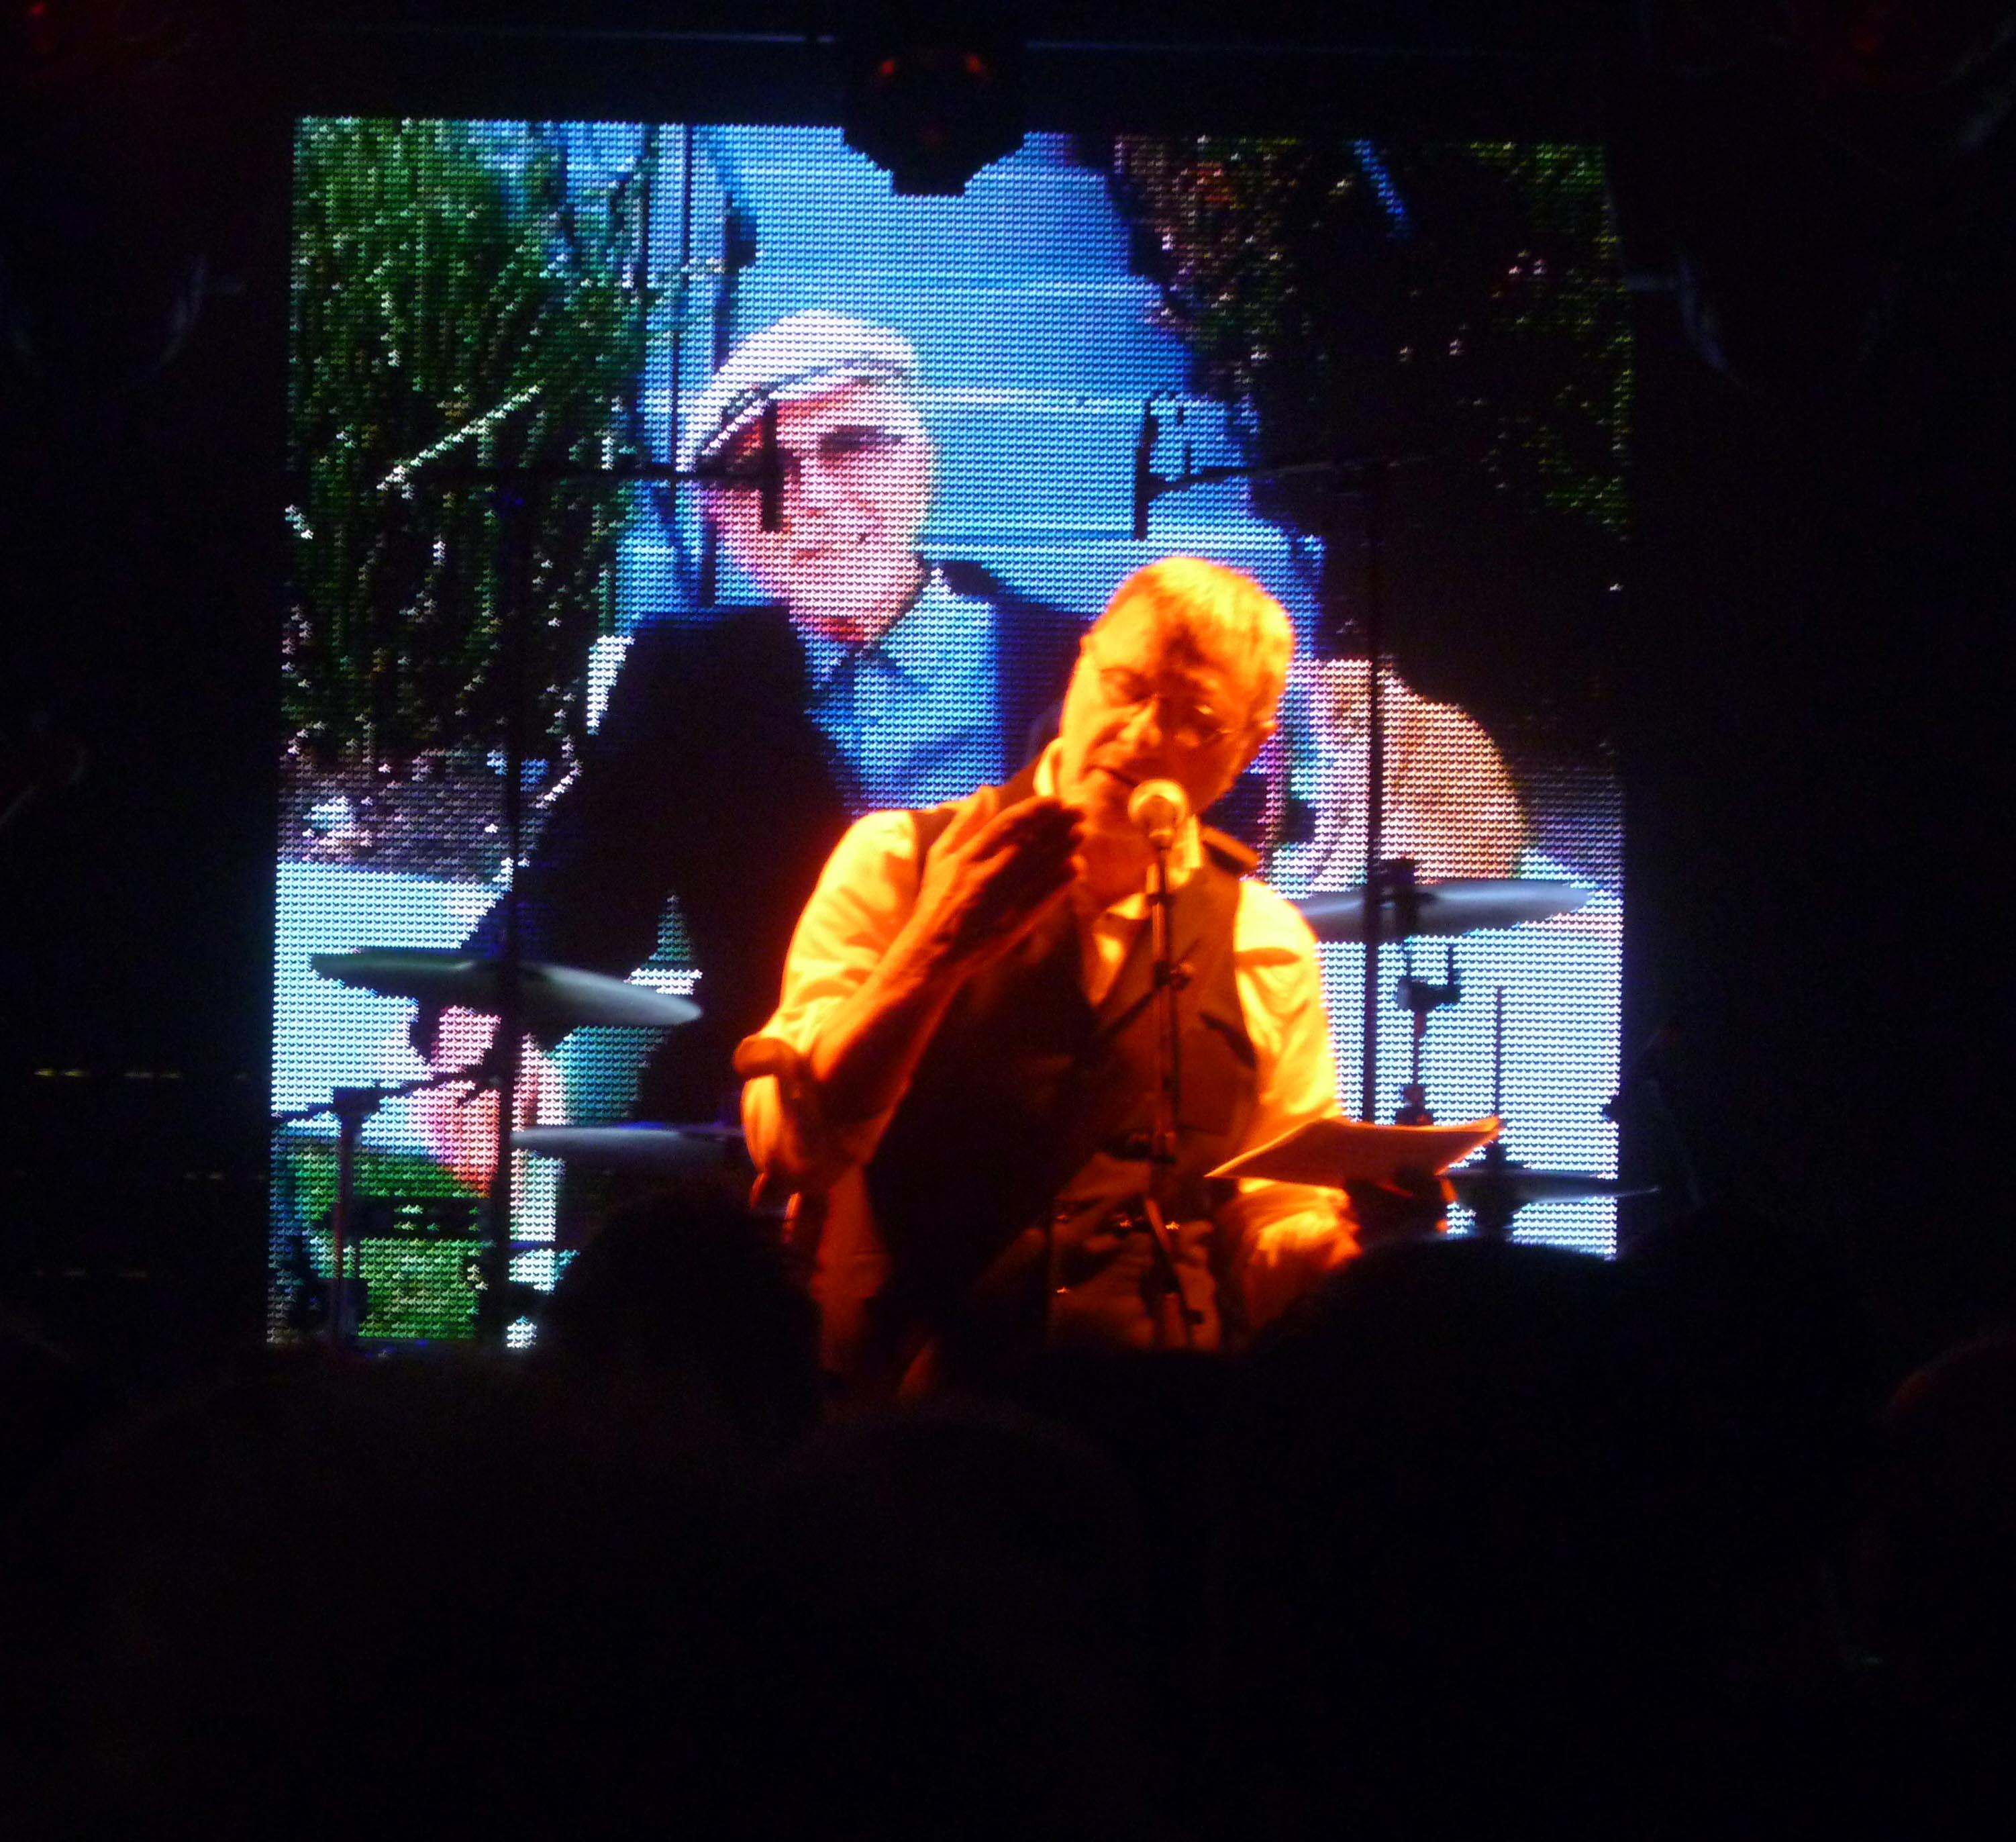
[274,122,1629,1341]
[701,380,936,642]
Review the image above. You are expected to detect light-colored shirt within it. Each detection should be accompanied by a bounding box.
[801,567,1002,813]
[742,746,1356,1341]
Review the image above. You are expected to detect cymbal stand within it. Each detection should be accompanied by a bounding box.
[1465,987,1521,1240]
[387,411,786,1345]
[325,1086,374,1343]
[1393,932,1460,1126]
[270,1058,495,1344]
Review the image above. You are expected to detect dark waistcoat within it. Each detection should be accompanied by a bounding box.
[856,770,1260,1386]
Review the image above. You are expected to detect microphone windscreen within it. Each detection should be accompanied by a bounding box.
[1127,777,1190,847]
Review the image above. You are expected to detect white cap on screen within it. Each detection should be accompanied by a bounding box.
[1126,778,1191,851]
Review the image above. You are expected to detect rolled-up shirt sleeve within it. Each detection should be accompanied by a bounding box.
[740,809,925,1194]
[1223,883,1356,1323]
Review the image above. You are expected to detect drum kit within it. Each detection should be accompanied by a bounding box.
[1283,870,1651,1234]
[278,869,1647,1345]
[273,950,728,1343]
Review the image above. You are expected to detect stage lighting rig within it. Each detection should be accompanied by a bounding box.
[838,3,1023,195]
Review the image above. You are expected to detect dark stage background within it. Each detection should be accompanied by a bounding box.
[1,4,2010,1394]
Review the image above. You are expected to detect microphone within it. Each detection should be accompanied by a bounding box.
[756,398,783,533]
[1127,778,1190,851]
[1131,399,1160,541]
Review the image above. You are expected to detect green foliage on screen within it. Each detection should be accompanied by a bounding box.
[284,119,666,776]
[1109,138,1629,534]
[276,1138,485,1341]
[279,1135,481,1228]
[354,1239,484,1341]
[1462,143,1631,534]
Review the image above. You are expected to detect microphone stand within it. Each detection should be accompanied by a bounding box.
[1142,828,1194,1347]
[373,409,787,1347]
[1358,460,1390,1122]
[1130,408,1418,1120]
[474,481,532,1345]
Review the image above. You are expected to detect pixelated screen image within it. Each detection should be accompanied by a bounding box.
[272,122,1629,1341]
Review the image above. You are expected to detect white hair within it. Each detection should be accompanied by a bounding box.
[1093,557,1294,722]
[679,311,919,475]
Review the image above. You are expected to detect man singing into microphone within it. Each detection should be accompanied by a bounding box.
[740,558,1362,1396]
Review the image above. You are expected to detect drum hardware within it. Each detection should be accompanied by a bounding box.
[365,411,776,1343]
[288,952,705,1346]
[1215,984,1656,1240]
[271,1061,491,1344]
[1292,876,1596,943]
[1393,929,1462,1126]
[511,1122,744,1175]
[1294,867,1593,1145]
[311,949,700,1034]
[1131,422,1612,1187]
[1131,420,1438,1120]
[1219,1114,1651,1241]
[1449,989,1657,1239]
[1213,1114,1501,1189]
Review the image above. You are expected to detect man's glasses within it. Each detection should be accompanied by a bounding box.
[711,424,916,490]
[1090,663,1238,750]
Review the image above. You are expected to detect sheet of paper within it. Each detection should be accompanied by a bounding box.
[1210,1116,1501,1188]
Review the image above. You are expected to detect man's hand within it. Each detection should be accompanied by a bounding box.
[1344,1166,1454,1251]
[733,1032,824,1205]
[785,794,1085,1138]
[903,793,1084,975]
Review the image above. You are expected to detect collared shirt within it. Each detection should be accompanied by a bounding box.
[742,746,1356,1337]
[801,567,1002,813]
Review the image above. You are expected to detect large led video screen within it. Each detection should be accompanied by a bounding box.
[272,122,1628,1341]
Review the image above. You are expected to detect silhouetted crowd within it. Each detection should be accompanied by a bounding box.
[3,1198,2011,1839]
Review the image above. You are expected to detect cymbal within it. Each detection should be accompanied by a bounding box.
[311,949,700,1032]
[1446,1164,1655,1208]
[1293,877,1597,943]
[512,1124,744,1173]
